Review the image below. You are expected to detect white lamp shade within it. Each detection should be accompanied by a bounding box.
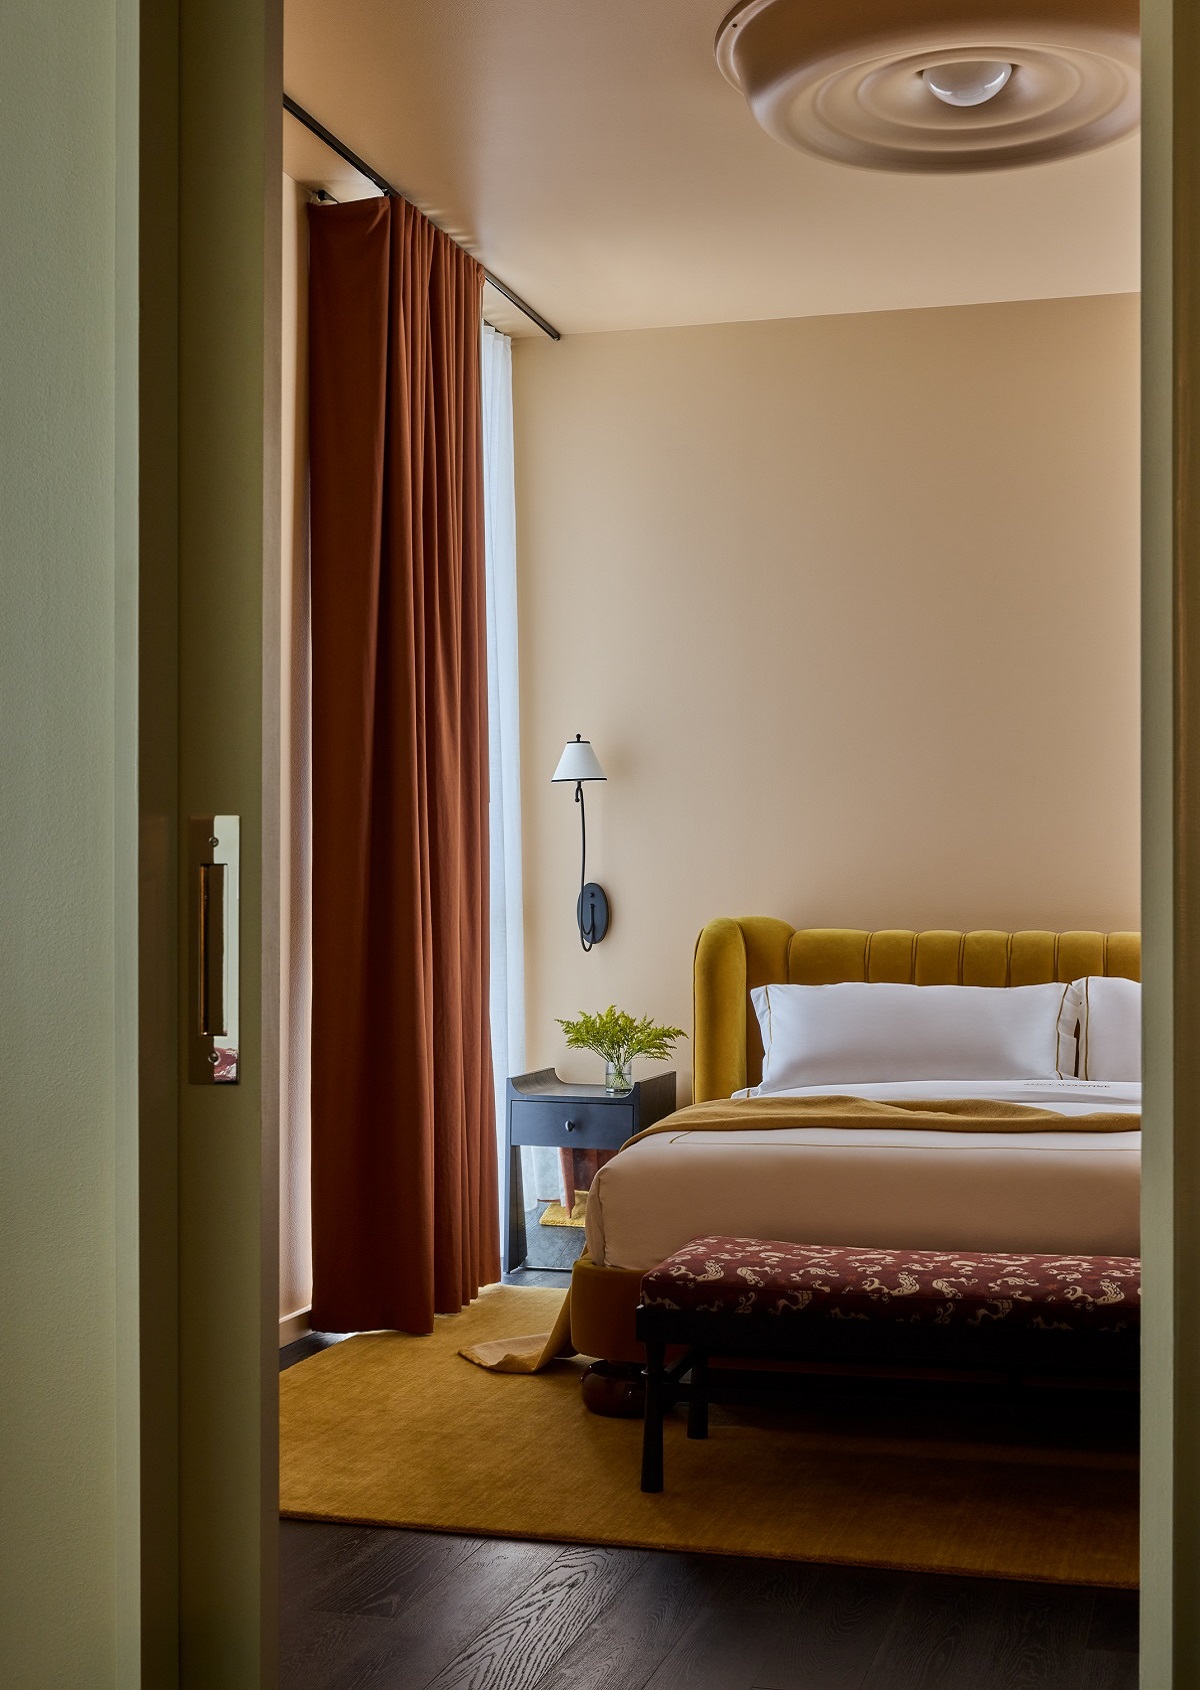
[551,737,606,783]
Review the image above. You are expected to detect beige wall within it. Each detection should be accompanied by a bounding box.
[280,172,313,1326]
[514,294,1141,1102]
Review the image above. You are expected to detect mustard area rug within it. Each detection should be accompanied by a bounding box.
[538,1189,587,1228]
[279,1284,1138,1588]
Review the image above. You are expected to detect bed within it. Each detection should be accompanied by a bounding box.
[569,920,1141,1368]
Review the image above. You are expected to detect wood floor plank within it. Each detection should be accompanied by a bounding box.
[280,1332,347,1371]
[417,1543,647,1690]
[281,1521,483,1621]
[751,1563,909,1690]
[279,1523,1139,1690]
[639,1600,781,1690]
[712,1554,821,1612]
[636,1561,877,1690]
[1084,1590,1139,1656]
[281,1612,404,1690]
[858,1574,1004,1690]
[317,1527,482,1619]
[1079,1650,1140,1690]
[280,1521,386,1618]
[281,1535,564,1690]
[528,1548,735,1690]
[974,1579,1094,1690]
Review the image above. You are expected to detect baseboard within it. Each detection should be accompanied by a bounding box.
[279,1306,312,1347]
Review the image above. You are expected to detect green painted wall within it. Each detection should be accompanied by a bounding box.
[0,1,138,1682]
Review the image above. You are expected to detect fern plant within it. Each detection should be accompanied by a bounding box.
[556,1006,685,1092]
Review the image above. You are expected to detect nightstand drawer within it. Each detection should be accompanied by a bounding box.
[509,1098,635,1150]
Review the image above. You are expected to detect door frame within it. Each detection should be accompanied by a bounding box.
[137,0,283,1682]
[134,0,1199,1682]
[1140,2,1200,1683]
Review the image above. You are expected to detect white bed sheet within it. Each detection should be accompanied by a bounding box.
[584,1079,1141,1272]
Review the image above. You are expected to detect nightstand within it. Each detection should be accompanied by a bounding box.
[503,1068,678,1273]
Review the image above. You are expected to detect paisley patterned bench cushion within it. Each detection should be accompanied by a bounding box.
[639,1237,1140,1335]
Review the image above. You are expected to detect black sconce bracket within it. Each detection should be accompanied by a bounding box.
[574,780,609,951]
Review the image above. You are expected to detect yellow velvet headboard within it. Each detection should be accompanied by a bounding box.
[692,919,1142,1103]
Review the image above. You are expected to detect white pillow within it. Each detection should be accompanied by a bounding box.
[1077,976,1141,1082]
[750,980,1082,1092]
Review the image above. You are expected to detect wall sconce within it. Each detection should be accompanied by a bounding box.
[551,734,609,951]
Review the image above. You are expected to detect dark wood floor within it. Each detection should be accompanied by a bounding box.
[279,1318,1138,1690]
[280,1520,1137,1690]
[520,1201,587,1271]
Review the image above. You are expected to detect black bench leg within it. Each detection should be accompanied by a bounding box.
[687,1348,709,1440]
[641,1335,666,1493]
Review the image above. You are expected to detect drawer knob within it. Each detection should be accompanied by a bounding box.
[564,1118,578,1132]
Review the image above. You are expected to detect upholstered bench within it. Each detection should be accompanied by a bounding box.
[635,1236,1140,1492]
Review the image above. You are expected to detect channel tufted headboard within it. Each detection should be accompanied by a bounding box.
[692,919,1142,1104]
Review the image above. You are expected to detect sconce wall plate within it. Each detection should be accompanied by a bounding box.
[715,0,1139,172]
[578,883,610,947]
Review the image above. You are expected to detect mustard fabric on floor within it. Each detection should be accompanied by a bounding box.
[280,1284,1138,1588]
[538,1189,588,1227]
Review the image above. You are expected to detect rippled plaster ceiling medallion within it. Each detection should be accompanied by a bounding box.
[715,0,1140,172]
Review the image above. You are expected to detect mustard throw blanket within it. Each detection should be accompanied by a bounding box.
[459,1094,1140,1373]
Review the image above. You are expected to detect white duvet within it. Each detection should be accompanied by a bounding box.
[584,1078,1141,1273]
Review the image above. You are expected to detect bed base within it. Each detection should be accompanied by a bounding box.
[570,1255,644,1360]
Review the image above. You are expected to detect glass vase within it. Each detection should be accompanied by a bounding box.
[605,1058,633,1095]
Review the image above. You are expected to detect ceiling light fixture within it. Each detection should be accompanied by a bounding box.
[921,61,1013,108]
[715,0,1139,173]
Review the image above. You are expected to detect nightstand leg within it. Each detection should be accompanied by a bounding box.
[504,1144,526,1274]
[641,1334,666,1493]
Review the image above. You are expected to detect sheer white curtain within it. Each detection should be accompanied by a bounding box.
[482,325,537,1206]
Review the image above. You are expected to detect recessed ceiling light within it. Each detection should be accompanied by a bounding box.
[714,0,1139,173]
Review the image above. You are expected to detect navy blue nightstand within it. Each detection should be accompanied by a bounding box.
[503,1068,677,1273]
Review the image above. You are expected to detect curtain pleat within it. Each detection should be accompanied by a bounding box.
[307,196,498,1334]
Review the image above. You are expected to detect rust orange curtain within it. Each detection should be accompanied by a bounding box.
[307,196,499,1333]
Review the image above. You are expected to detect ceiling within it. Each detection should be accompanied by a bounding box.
[283,0,1140,340]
